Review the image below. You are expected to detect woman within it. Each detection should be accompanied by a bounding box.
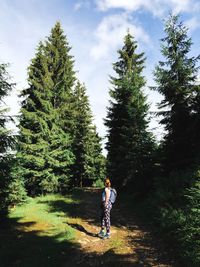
[98,178,112,239]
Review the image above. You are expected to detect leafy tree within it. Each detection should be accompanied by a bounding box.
[105,32,154,192]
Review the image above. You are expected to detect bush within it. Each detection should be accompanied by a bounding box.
[149,171,200,266]
[92,179,104,188]
[5,165,27,207]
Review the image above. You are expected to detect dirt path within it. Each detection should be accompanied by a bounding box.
[65,188,174,267]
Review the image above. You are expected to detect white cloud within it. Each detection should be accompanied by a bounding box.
[171,0,191,13]
[97,0,146,11]
[74,0,91,11]
[0,1,55,125]
[185,17,200,32]
[96,0,200,17]
[90,13,150,61]
[74,2,83,11]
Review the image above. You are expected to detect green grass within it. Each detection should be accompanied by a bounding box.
[0,193,81,267]
[109,236,125,251]
[10,194,76,240]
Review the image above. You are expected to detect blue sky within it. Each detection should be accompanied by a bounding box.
[1,0,200,153]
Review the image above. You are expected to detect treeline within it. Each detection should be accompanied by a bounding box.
[0,22,105,209]
[105,14,200,266]
[0,14,200,266]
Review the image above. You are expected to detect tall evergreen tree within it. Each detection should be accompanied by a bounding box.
[17,22,104,193]
[153,14,200,176]
[0,63,14,160]
[72,81,105,187]
[105,32,154,192]
[0,62,14,210]
[44,22,77,191]
[0,62,26,211]
[17,43,54,194]
[17,42,74,195]
[72,81,91,187]
[190,80,200,161]
[45,22,76,134]
[87,125,106,185]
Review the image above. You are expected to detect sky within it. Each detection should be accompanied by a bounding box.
[1,0,200,154]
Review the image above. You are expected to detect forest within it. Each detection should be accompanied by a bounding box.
[0,14,200,267]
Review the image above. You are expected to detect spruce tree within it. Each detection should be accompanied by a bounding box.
[17,42,74,195]
[105,32,154,192]
[72,81,105,187]
[5,164,27,207]
[153,14,200,176]
[87,125,106,186]
[17,42,54,194]
[190,82,200,160]
[17,22,104,193]
[0,63,26,211]
[0,64,14,158]
[47,116,74,193]
[44,22,77,191]
[45,22,76,134]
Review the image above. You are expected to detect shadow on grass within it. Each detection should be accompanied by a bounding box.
[43,188,102,225]
[67,222,98,238]
[0,215,157,267]
[39,188,174,266]
[0,216,81,267]
[0,188,175,267]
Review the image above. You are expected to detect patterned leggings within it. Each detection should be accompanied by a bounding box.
[101,201,112,233]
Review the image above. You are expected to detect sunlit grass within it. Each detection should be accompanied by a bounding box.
[109,236,125,251]
[0,193,85,267]
[9,194,77,242]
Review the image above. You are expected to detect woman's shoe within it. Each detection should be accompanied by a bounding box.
[102,233,110,239]
[97,229,105,237]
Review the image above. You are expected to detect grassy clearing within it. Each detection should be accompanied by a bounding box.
[0,193,81,267]
[10,194,76,241]
[0,188,172,267]
[109,235,126,252]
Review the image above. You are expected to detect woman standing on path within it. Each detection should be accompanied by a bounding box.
[98,178,112,239]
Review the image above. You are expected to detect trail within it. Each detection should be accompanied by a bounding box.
[65,188,174,267]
